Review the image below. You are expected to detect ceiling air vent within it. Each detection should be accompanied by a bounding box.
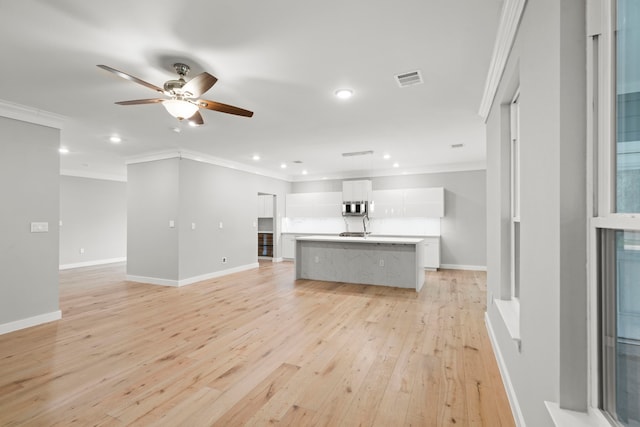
[395,70,423,88]
[342,150,374,157]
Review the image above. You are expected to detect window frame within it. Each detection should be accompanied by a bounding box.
[588,0,640,423]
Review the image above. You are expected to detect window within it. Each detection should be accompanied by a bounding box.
[593,1,640,425]
[600,230,640,426]
[494,89,522,346]
[510,91,521,301]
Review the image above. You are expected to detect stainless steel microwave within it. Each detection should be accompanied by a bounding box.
[342,201,368,216]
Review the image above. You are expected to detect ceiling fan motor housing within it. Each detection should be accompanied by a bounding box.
[163,63,191,96]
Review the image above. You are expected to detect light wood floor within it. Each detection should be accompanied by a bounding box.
[0,261,514,426]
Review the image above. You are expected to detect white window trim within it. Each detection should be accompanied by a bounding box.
[495,89,522,348]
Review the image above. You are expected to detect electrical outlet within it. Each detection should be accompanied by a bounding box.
[314,256,319,263]
[379,259,384,267]
[79,248,85,254]
[222,257,227,264]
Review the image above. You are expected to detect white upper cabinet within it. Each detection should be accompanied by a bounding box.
[286,192,342,218]
[342,180,372,201]
[371,187,444,218]
[371,189,404,217]
[257,195,274,218]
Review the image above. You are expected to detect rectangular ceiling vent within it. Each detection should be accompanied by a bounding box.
[395,70,423,88]
[342,150,374,157]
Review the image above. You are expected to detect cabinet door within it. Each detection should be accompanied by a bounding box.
[282,235,296,259]
[422,237,440,269]
[314,192,342,217]
[286,194,315,217]
[371,189,403,218]
[262,195,274,217]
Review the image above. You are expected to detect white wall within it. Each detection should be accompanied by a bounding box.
[292,169,486,268]
[0,116,60,330]
[59,175,126,268]
[485,1,587,425]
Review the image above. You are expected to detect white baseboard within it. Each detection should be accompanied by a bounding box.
[485,312,526,426]
[60,257,126,270]
[440,264,487,271]
[0,310,62,336]
[272,257,284,263]
[127,262,260,287]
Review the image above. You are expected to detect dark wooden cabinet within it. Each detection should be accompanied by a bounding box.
[258,233,273,257]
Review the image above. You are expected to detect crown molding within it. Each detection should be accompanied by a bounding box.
[291,160,487,182]
[126,149,292,182]
[60,169,127,182]
[478,0,527,121]
[0,99,66,129]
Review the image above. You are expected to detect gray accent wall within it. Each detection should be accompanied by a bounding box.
[127,157,291,283]
[59,176,126,266]
[292,170,487,268]
[127,158,180,281]
[0,116,60,325]
[485,1,586,425]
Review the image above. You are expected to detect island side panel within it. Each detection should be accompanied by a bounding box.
[296,240,418,289]
[415,242,425,291]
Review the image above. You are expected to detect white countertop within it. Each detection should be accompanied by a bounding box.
[295,235,424,244]
[283,232,439,238]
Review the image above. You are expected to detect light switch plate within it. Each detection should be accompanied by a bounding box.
[30,222,49,233]
[169,220,175,228]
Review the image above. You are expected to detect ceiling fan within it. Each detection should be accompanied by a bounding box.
[97,63,253,125]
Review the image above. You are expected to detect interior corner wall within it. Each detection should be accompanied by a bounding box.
[0,116,60,327]
[485,0,587,425]
[59,176,127,267]
[292,170,487,268]
[127,158,180,282]
[177,158,290,280]
[127,157,291,284]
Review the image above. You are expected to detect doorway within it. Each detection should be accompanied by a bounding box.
[257,193,276,261]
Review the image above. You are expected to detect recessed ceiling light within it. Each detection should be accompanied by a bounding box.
[58,147,69,154]
[188,121,199,127]
[335,89,353,99]
[280,163,287,169]
[383,153,391,160]
[322,177,328,180]
[109,135,122,143]
[172,127,181,133]
[252,154,260,161]
[302,170,308,175]
[393,162,399,168]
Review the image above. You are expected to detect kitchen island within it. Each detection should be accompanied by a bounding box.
[295,235,425,291]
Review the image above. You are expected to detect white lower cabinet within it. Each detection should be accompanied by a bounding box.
[282,234,296,259]
[422,237,440,269]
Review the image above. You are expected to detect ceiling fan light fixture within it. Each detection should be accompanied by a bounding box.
[162,99,199,120]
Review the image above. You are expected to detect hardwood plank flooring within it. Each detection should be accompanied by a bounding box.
[0,261,514,426]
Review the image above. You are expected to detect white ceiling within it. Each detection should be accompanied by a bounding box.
[1,0,502,181]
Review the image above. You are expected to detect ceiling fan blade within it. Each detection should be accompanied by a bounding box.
[197,99,254,117]
[188,111,204,126]
[115,98,165,105]
[182,72,218,98]
[97,65,164,93]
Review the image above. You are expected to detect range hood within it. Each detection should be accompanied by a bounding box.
[342,180,372,216]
